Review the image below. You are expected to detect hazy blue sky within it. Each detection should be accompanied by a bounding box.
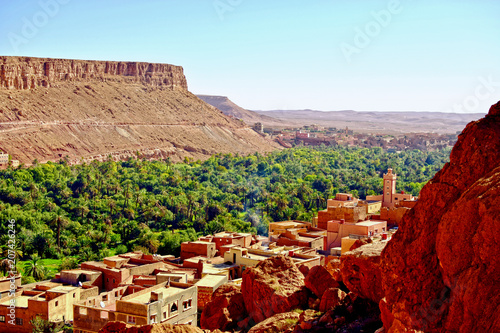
[1,0,499,112]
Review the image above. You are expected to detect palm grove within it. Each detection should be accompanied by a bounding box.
[0,146,450,282]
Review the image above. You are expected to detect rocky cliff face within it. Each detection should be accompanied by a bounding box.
[380,101,500,332]
[0,56,188,90]
[0,56,280,164]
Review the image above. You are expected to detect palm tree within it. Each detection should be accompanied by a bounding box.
[49,209,69,251]
[24,254,47,281]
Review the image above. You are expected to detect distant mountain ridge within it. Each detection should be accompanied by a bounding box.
[254,109,485,134]
[196,95,291,127]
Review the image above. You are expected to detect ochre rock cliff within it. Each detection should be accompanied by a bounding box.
[380,101,500,332]
[0,56,187,90]
[0,56,280,164]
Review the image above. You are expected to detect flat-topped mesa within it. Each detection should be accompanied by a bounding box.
[0,56,188,90]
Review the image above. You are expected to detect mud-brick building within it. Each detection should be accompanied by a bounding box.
[194,274,228,310]
[0,281,98,333]
[80,253,166,291]
[0,274,21,298]
[180,241,216,261]
[73,282,197,333]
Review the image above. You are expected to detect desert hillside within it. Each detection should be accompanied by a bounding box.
[196,94,290,127]
[0,57,280,164]
[256,109,484,134]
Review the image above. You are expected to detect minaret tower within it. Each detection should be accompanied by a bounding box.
[382,168,397,208]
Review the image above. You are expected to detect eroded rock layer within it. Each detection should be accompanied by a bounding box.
[0,56,187,90]
[380,101,500,332]
[0,56,280,164]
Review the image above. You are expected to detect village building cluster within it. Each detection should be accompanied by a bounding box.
[256,123,458,151]
[0,169,416,332]
[0,151,19,169]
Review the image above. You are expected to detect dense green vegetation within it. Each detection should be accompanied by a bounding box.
[0,146,451,276]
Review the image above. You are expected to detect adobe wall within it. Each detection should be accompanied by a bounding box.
[73,305,118,333]
[380,207,410,225]
[0,305,31,333]
[180,242,216,261]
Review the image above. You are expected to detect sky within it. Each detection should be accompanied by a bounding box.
[1,0,499,112]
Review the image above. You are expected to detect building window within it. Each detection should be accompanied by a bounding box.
[102,295,108,301]
[16,318,23,326]
[0,315,5,322]
[150,315,157,323]
[127,315,136,324]
[115,292,118,297]
[386,192,389,196]
[171,302,178,314]
[183,299,192,311]
[55,301,59,307]
[73,293,76,298]
[382,227,386,232]
[163,312,167,320]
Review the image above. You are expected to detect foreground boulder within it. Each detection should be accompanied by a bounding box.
[319,287,347,312]
[380,101,500,332]
[341,242,386,304]
[242,255,308,324]
[200,284,247,331]
[304,264,339,298]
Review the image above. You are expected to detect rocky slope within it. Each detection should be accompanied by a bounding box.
[0,56,280,164]
[196,95,292,127]
[380,101,500,332]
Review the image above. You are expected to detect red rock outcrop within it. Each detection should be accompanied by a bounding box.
[0,56,188,90]
[341,242,386,304]
[380,101,500,332]
[98,321,209,333]
[247,312,300,333]
[242,255,308,324]
[200,284,247,331]
[304,264,339,298]
[319,287,347,312]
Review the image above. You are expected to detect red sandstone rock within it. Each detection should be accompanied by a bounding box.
[349,237,372,251]
[200,284,247,331]
[304,264,339,298]
[242,255,308,324]
[341,242,386,304]
[325,258,343,283]
[247,312,300,333]
[98,321,207,333]
[319,287,347,312]
[380,101,500,332]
